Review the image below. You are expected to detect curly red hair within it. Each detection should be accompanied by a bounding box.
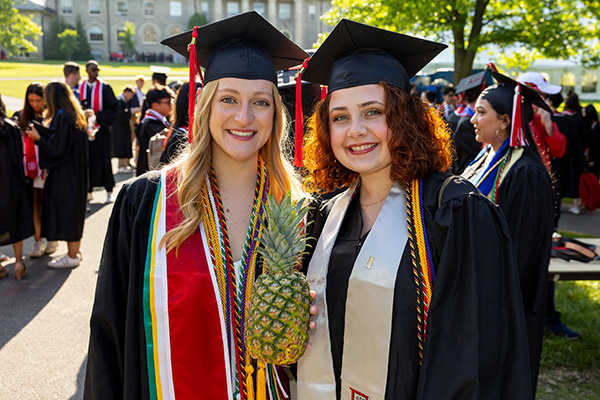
[303,83,453,193]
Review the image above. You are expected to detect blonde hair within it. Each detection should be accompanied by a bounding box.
[162,79,305,252]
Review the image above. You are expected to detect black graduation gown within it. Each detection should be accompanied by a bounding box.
[551,113,586,198]
[37,111,88,242]
[495,150,553,396]
[451,116,481,174]
[317,173,531,400]
[0,118,34,245]
[588,122,600,178]
[84,174,159,399]
[136,118,166,176]
[159,127,188,165]
[85,172,305,399]
[83,82,117,192]
[111,98,133,159]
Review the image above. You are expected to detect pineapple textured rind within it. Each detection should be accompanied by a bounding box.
[245,192,312,365]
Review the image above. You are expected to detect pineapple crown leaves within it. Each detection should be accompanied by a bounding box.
[257,191,312,274]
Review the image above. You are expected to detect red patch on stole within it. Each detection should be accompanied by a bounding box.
[351,388,369,400]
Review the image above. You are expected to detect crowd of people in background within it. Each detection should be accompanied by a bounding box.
[0,60,192,275]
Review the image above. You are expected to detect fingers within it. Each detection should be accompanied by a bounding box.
[310,290,316,300]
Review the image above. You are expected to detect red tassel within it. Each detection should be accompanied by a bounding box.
[510,83,527,147]
[293,57,310,167]
[320,85,327,100]
[486,62,498,72]
[187,27,199,143]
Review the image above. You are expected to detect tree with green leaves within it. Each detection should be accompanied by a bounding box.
[188,12,208,29]
[0,0,42,56]
[322,0,598,83]
[74,15,92,60]
[118,21,136,58]
[58,29,79,61]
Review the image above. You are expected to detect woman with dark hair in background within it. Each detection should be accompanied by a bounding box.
[159,81,197,164]
[0,94,34,279]
[25,82,88,268]
[584,104,599,178]
[462,66,554,397]
[12,82,58,258]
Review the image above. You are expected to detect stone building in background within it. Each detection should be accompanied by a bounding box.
[39,0,332,61]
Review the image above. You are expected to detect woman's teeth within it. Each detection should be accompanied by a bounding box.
[229,130,255,137]
[350,143,376,152]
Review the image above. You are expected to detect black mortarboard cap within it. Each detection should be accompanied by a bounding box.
[302,19,447,93]
[483,66,552,114]
[455,71,493,94]
[161,11,308,85]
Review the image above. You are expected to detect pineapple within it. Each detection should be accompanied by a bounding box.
[245,191,312,365]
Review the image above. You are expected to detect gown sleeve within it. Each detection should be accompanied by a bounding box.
[96,84,118,128]
[37,112,72,168]
[84,176,159,400]
[417,177,532,400]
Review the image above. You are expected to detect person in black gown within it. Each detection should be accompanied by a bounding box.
[79,60,117,203]
[461,65,554,398]
[159,81,198,165]
[25,82,88,269]
[112,85,135,173]
[297,21,531,400]
[0,94,34,279]
[85,12,310,399]
[135,86,173,176]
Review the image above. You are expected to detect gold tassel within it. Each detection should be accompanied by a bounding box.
[246,363,255,400]
[257,360,267,400]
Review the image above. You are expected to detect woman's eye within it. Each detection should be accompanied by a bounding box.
[331,114,348,122]
[366,109,382,117]
[221,97,236,104]
[254,99,270,107]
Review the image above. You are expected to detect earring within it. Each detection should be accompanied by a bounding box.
[495,128,500,138]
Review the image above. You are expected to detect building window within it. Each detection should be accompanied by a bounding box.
[279,3,291,20]
[253,2,265,16]
[143,25,158,44]
[62,0,73,14]
[201,1,210,17]
[89,0,101,14]
[227,2,239,17]
[117,1,128,15]
[560,72,576,93]
[308,5,316,21]
[170,1,182,16]
[89,26,104,42]
[582,73,598,93]
[144,1,155,16]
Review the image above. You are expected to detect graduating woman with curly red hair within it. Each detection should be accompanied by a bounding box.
[296,20,531,399]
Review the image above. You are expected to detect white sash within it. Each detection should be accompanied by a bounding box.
[298,183,408,400]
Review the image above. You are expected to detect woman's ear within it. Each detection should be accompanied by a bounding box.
[500,114,511,131]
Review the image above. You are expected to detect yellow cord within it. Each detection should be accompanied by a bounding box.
[245,364,255,400]
[257,361,267,400]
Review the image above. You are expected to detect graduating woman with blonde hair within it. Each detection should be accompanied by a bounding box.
[85,12,309,400]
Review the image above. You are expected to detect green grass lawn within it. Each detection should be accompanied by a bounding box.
[0,60,189,109]
[538,280,600,398]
